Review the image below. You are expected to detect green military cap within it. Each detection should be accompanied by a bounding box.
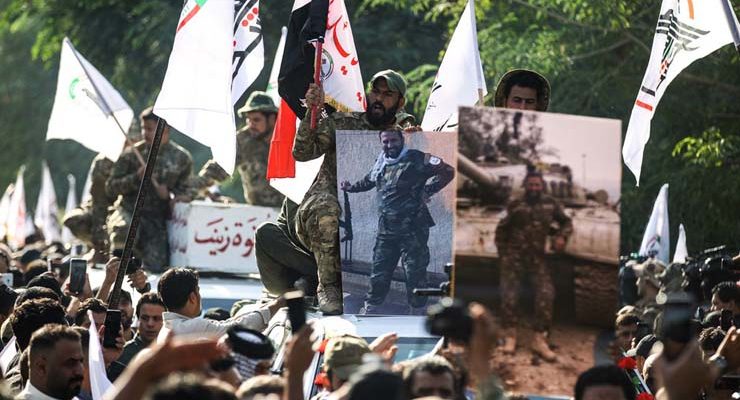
[493,69,551,112]
[323,335,370,380]
[370,69,407,97]
[238,91,278,117]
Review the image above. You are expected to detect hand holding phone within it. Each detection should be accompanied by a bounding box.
[103,309,122,349]
[285,291,305,332]
[69,258,87,295]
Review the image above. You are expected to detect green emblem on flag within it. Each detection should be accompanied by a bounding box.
[68,77,80,99]
[177,0,209,33]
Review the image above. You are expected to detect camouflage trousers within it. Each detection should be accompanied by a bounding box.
[62,206,109,255]
[366,226,430,309]
[107,207,169,270]
[295,192,342,290]
[255,221,318,295]
[499,251,554,331]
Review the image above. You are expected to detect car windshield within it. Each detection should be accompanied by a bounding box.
[368,336,439,361]
[201,298,239,314]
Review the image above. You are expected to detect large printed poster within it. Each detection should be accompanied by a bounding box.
[336,130,457,315]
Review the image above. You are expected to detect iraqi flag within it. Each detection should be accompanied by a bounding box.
[622,0,740,185]
[421,0,486,131]
[155,0,237,173]
[267,0,365,203]
[639,183,670,264]
[673,223,688,263]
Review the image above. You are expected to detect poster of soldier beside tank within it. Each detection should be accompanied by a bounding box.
[336,130,457,315]
[455,105,622,358]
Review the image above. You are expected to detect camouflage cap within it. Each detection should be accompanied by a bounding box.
[238,91,278,117]
[198,160,230,182]
[370,69,407,97]
[323,335,370,380]
[493,69,551,111]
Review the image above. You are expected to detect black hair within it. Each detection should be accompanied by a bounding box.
[136,292,165,318]
[16,286,60,306]
[26,273,63,300]
[75,298,108,326]
[699,327,726,354]
[712,281,740,303]
[574,365,636,400]
[140,106,158,122]
[145,373,237,400]
[0,285,17,316]
[10,298,67,349]
[203,308,230,321]
[403,356,456,399]
[120,289,132,305]
[503,71,546,99]
[378,130,404,141]
[158,268,199,311]
[28,324,80,359]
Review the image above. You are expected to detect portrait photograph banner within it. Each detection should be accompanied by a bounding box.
[455,105,622,362]
[336,130,457,315]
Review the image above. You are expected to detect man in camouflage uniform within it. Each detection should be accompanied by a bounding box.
[341,130,454,314]
[235,91,282,207]
[63,154,116,260]
[494,169,572,361]
[188,160,231,201]
[106,107,193,271]
[265,69,415,315]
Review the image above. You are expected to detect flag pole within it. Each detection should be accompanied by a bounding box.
[310,41,324,129]
[477,89,485,106]
[66,40,147,167]
[720,0,740,55]
[103,117,166,346]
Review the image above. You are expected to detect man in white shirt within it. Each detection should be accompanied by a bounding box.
[156,268,283,342]
[17,324,84,400]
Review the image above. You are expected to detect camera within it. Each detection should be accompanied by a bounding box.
[426,297,473,343]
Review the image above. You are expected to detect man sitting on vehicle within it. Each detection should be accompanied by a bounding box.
[156,267,283,341]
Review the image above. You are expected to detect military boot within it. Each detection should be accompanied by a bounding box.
[531,331,556,362]
[317,284,343,315]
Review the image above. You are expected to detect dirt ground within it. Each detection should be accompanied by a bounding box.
[491,323,601,397]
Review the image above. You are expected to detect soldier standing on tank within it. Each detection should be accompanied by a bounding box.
[256,70,416,315]
[495,168,572,361]
[106,107,193,271]
[341,130,454,314]
[235,91,283,207]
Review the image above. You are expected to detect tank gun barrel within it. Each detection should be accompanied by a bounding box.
[458,153,499,189]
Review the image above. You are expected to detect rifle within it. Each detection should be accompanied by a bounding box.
[339,190,353,264]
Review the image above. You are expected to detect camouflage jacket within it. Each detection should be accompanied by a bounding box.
[87,154,116,217]
[346,149,454,234]
[293,112,408,201]
[235,127,282,206]
[494,194,573,254]
[106,140,193,215]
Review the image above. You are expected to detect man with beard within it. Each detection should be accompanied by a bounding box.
[341,130,454,314]
[235,91,283,207]
[286,70,416,315]
[19,324,84,400]
[494,168,572,361]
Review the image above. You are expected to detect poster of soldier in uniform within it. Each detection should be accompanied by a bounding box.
[336,130,457,315]
[456,105,622,367]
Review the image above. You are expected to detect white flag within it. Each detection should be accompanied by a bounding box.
[639,183,670,264]
[0,336,17,376]
[154,0,237,173]
[622,0,740,184]
[232,0,265,105]
[34,162,62,244]
[46,38,132,162]
[61,175,78,245]
[87,311,113,398]
[265,26,288,104]
[6,167,27,249]
[421,0,486,131]
[0,184,14,241]
[80,159,95,204]
[270,0,365,203]
[673,223,688,263]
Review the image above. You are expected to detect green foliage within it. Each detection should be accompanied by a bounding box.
[673,127,739,168]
